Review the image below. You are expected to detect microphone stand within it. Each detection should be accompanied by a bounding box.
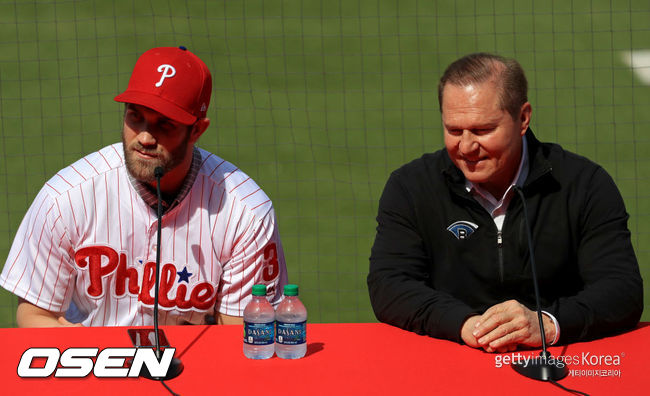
[139,166,184,380]
[511,187,568,381]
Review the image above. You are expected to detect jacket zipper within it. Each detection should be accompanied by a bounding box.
[497,231,504,283]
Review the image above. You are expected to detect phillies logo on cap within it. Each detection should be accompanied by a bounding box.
[114,46,212,125]
[155,64,176,87]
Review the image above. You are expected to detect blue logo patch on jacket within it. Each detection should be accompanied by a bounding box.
[447,221,479,240]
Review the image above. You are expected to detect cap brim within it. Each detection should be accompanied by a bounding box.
[114,91,197,125]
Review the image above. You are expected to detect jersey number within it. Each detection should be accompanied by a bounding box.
[262,243,279,281]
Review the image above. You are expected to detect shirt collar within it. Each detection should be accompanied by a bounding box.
[465,135,529,203]
[127,147,202,213]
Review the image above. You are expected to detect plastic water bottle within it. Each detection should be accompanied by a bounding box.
[243,284,275,359]
[275,284,307,359]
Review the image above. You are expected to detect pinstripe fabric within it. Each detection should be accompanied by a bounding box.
[1,143,287,326]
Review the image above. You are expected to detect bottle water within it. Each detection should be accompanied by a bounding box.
[243,284,275,359]
[275,284,307,359]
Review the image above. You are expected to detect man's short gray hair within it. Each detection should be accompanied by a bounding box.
[438,53,528,120]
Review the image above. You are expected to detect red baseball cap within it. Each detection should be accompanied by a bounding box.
[114,46,212,125]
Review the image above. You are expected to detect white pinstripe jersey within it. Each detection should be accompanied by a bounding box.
[0,143,288,326]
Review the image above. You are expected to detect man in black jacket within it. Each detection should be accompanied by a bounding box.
[367,53,643,353]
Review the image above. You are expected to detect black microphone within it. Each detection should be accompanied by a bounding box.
[153,166,164,359]
[137,166,184,381]
[154,166,165,179]
[511,186,568,381]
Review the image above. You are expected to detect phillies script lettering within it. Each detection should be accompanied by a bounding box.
[74,245,216,310]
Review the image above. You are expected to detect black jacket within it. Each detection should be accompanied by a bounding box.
[368,129,643,344]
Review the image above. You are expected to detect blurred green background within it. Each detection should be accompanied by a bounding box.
[0,0,648,326]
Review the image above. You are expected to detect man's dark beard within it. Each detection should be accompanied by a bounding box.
[122,134,191,183]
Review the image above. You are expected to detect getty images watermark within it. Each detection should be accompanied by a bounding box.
[494,352,624,378]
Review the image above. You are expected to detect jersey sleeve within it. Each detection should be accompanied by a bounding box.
[214,204,288,317]
[0,188,76,313]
